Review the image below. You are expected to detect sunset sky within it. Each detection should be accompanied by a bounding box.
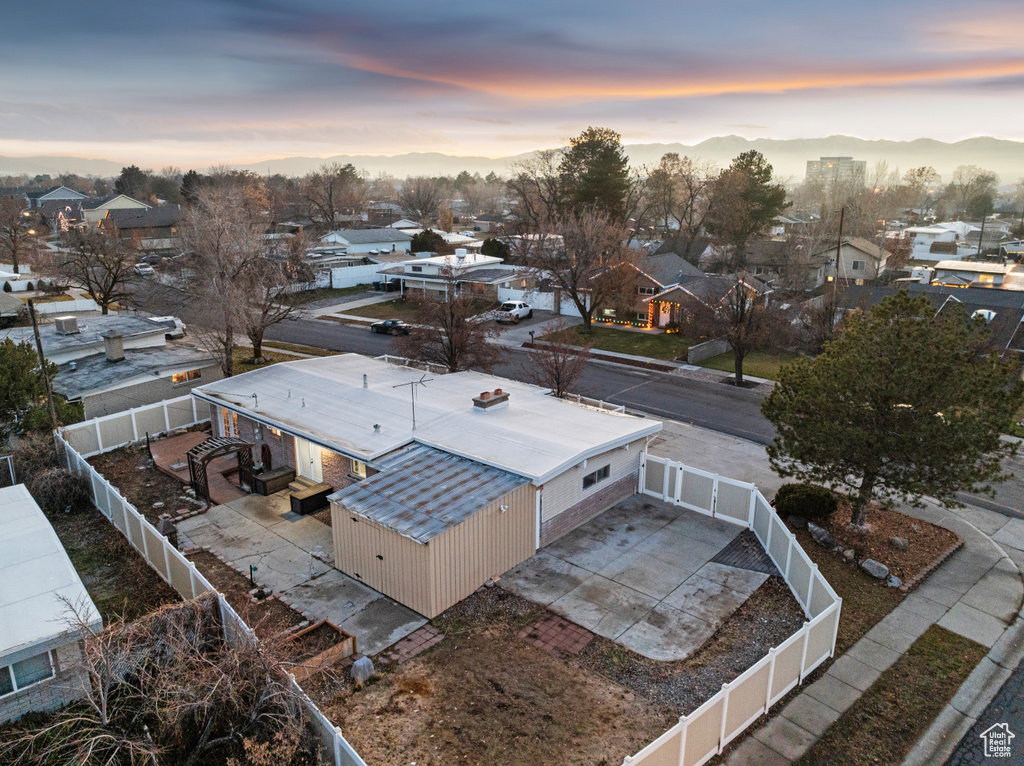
[3,0,1024,166]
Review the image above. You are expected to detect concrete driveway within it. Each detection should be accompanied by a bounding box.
[177,492,426,655]
[501,495,775,661]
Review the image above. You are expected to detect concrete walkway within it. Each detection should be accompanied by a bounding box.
[178,493,426,655]
[303,291,397,318]
[724,500,1024,765]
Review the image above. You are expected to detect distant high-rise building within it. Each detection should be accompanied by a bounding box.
[805,157,867,187]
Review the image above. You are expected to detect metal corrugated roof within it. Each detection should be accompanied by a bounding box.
[331,444,530,545]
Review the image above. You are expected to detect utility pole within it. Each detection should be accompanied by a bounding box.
[27,299,59,432]
[833,206,845,287]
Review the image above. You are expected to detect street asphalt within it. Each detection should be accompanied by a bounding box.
[266,316,777,444]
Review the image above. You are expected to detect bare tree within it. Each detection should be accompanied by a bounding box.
[506,149,566,233]
[3,595,310,766]
[527,319,591,397]
[301,162,366,232]
[714,276,777,386]
[0,196,38,274]
[395,264,501,372]
[399,177,444,224]
[178,185,270,377]
[60,225,137,314]
[648,154,719,261]
[521,211,634,332]
[949,165,999,218]
[241,256,304,363]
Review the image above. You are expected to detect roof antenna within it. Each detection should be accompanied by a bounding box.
[392,374,432,430]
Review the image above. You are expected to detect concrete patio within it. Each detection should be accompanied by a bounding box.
[177,493,426,655]
[501,495,777,661]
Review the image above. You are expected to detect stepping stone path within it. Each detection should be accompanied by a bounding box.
[518,613,595,658]
[378,624,443,665]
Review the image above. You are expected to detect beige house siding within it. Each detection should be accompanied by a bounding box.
[331,482,536,618]
[427,482,536,617]
[539,438,644,523]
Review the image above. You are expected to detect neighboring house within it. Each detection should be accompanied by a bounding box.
[381,249,526,299]
[596,252,705,327]
[319,228,412,255]
[37,199,88,232]
[390,218,421,230]
[81,194,150,224]
[402,229,480,249]
[366,202,403,226]
[645,272,770,328]
[932,260,1019,288]
[190,354,661,617]
[904,222,986,261]
[52,339,221,419]
[840,284,1024,356]
[0,484,102,723]
[0,292,27,326]
[809,237,889,286]
[0,315,182,364]
[0,315,217,417]
[24,185,88,209]
[104,205,181,251]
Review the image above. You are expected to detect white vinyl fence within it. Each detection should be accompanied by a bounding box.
[331,264,389,289]
[497,287,586,317]
[34,298,100,314]
[56,416,368,766]
[621,455,842,766]
[61,395,205,457]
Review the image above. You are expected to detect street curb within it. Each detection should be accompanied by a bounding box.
[899,535,964,593]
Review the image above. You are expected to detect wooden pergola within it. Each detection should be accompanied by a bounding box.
[186,436,255,502]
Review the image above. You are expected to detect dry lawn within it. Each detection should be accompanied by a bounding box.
[323,590,675,766]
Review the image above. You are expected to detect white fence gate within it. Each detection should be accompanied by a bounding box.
[497,287,587,317]
[621,455,843,766]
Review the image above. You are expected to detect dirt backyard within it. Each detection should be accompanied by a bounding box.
[319,585,810,765]
[88,443,202,524]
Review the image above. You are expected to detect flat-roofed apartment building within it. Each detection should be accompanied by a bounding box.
[191,354,661,617]
[805,156,867,187]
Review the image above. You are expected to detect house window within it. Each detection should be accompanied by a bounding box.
[221,409,238,438]
[0,651,55,698]
[583,464,611,490]
[851,260,865,271]
[637,286,656,296]
[978,274,994,284]
[636,313,647,322]
[171,369,202,386]
[351,459,367,479]
[601,308,617,318]
[411,265,423,273]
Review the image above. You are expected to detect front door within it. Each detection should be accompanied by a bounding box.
[294,438,323,482]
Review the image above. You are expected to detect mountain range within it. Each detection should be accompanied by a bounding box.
[3,136,1024,185]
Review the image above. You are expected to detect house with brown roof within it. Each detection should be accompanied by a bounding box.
[808,237,890,286]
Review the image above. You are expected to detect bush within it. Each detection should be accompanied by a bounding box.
[28,467,91,514]
[2,282,10,292]
[25,281,33,290]
[11,434,62,481]
[773,482,839,521]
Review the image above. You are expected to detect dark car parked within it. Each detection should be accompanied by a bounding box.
[370,319,411,335]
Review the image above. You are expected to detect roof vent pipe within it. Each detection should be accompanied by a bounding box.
[363,374,368,389]
[373,424,381,433]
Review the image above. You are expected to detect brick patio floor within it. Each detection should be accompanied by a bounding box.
[379,624,444,665]
[518,613,595,658]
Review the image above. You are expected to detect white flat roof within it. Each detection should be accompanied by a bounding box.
[193,354,661,484]
[934,260,1011,274]
[0,485,102,659]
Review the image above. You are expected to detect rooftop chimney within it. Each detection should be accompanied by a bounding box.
[473,388,510,411]
[102,331,124,363]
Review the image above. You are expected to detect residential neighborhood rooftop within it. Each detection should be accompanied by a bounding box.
[51,342,217,400]
[192,354,661,483]
[0,315,177,358]
[320,228,413,244]
[0,484,103,659]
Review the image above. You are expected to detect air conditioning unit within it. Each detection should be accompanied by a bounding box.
[54,316,80,335]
